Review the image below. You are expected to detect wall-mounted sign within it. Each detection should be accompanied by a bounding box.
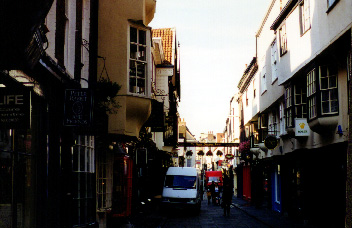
[64,89,93,127]
[0,88,30,129]
[295,118,310,136]
[264,135,278,150]
[225,154,234,160]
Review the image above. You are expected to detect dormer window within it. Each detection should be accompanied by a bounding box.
[129,26,147,95]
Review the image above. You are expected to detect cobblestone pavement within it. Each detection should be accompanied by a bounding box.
[127,196,270,228]
[124,194,320,228]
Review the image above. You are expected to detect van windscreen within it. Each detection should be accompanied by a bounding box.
[165,175,196,189]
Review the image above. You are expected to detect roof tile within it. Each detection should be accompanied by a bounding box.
[152,28,174,64]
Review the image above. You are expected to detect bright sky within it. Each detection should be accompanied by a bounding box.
[149,0,271,139]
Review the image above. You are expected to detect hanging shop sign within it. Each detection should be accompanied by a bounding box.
[225,154,234,160]
[64,89,93,127]
[264,135,278,150]
[295,118,310,136]
[0,88,30,129]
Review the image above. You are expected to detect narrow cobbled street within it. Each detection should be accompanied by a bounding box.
[126,196,319,228]
[128,197,269,228]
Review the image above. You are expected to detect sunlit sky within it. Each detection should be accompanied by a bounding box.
[149,0,271,139]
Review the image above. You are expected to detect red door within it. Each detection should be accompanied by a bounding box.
[243,165,251,201]
[112,155,133,217]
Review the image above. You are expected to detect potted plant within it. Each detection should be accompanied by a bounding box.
[206,150,213,156]
[197,150,204,156]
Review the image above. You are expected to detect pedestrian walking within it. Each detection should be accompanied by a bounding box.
[222,174,233,216]
[208,181,215,204]
[213,182,220,205]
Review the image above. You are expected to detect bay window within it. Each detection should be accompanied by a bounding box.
[319,65,338,114]
[268,110,279,136]
[285,78,307,128]
[279,102,286,135]
[306,65,338,119]
[294,82,307,118]
[307,69,317,119]
[129,26,147,95]
[285,87,293,127]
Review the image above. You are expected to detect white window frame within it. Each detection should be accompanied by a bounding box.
[279,102,286,135]
[96,150,113,210]
[294,84,307,118]
[279,23,287,56]
[285,87,293,127]
[319,65,338,115]
[268,110,279,136]
[73,135,95,173]
[253,79,257,99]
[261,56,267,94]
[129,25,149,95]
[72,135,95,225]
[307,69,317,119]
[300,0,311,35]
[271,39,278,83]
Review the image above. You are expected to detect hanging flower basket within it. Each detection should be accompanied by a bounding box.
[186,151,193,157]
[239,140,250,153]
[216,150,223,156]
[206,150,213,156]
[197,150,204,156]
[95,77,121,114]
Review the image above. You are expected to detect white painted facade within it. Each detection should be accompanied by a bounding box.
[255,0,352,154]
[155,68,173,111]
[274,0,352,85]
[45,0,91,87]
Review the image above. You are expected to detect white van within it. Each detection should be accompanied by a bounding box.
[161,167,201,212]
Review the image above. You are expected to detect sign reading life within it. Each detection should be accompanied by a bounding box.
[0,88,30,129]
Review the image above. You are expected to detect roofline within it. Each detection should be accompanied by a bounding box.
[270,0,299,31]
[256,0,277,37]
